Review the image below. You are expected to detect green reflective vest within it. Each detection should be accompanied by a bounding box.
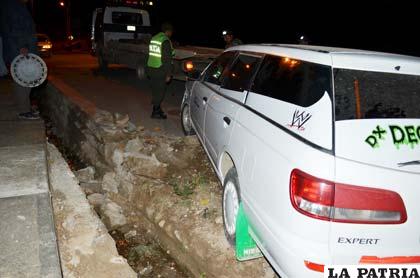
[147,32,174,68]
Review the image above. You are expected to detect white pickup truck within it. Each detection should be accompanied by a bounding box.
[91,6,222,80]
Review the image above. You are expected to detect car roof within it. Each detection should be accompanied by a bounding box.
[105,6,149,15]
[229,44,420,76]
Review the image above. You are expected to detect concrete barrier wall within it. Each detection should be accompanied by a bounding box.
[47,143,136,278]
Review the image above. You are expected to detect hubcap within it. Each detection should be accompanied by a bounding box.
[223,181,239,236]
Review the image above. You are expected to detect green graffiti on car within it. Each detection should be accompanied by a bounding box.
[365,125,387,148]
[365,125,420,149]
[389,125,420,149]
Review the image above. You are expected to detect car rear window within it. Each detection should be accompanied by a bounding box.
[251,55,332,107]
[112,12,143,25]
[334,69,420,120]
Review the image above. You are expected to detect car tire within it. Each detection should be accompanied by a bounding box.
[98,55,108,70]
[181,104,196,136]
[136,64,146,80]
[97,48,108,70]
[222,167,241,246]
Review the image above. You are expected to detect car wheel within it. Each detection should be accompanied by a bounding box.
[181,104,196,136]
[97,49,108,70]
[136,64,145,80]
[222,167,241,246]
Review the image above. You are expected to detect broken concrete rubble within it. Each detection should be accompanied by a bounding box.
[102,172,119,193]
[124,230,137,239]
[113,113,130,128]
[119,179,134,200]
[125,137,145,153]
[124,152,167,179]
[75,166,95,183]
[87,193,106,209]
[79,180,102,195]
[100,199,127,230]
[46,143,136,278]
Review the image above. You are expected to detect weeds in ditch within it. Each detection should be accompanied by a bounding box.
[169,173,208,197]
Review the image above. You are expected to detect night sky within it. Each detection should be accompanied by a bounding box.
[33,0,420,56]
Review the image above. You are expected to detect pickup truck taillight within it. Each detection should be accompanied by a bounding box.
[183,60,194,72]
[290,169,407,224]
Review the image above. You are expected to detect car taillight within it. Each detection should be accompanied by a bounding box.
[304,261,324,272]
[290,169,407,224]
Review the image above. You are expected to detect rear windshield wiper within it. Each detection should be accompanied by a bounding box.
[398,160,420,167]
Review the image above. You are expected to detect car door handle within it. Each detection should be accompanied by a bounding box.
[223,117,231,125]
[193,96,200,108]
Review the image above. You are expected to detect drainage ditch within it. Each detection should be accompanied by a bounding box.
[44,115,191,278]
[39,81,276,278]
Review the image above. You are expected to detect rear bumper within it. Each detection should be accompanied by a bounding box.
[38,47,51,56]
[244,202,329,278]
[360,256,420,264]
[257,231,326,278]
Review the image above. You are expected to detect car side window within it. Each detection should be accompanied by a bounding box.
[203,51,235,85]
[251,55,332,107]
[221,54,262,92]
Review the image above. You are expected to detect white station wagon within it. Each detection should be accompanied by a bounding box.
[181,44,420,277]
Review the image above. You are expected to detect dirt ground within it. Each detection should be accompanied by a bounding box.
[110,135,224,278]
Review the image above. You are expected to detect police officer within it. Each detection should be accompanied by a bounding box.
[147,22,174,119]
[222,29,242,49]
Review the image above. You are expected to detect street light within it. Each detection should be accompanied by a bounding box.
[58,0,71,40]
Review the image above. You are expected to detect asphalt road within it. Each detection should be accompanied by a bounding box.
[45,52,186,136]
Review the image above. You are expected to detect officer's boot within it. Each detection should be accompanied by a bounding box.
[151,105,160,118]
[151,105,167,119]
[157,106,167,119]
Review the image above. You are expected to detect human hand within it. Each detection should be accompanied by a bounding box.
[20,48,29,56]
[165,75,172,83]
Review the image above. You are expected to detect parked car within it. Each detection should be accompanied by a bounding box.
[36,33,52,57]
[181,44,420,277]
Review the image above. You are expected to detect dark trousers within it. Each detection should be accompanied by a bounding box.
[12,82,30,110]
[148,67,167,107]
